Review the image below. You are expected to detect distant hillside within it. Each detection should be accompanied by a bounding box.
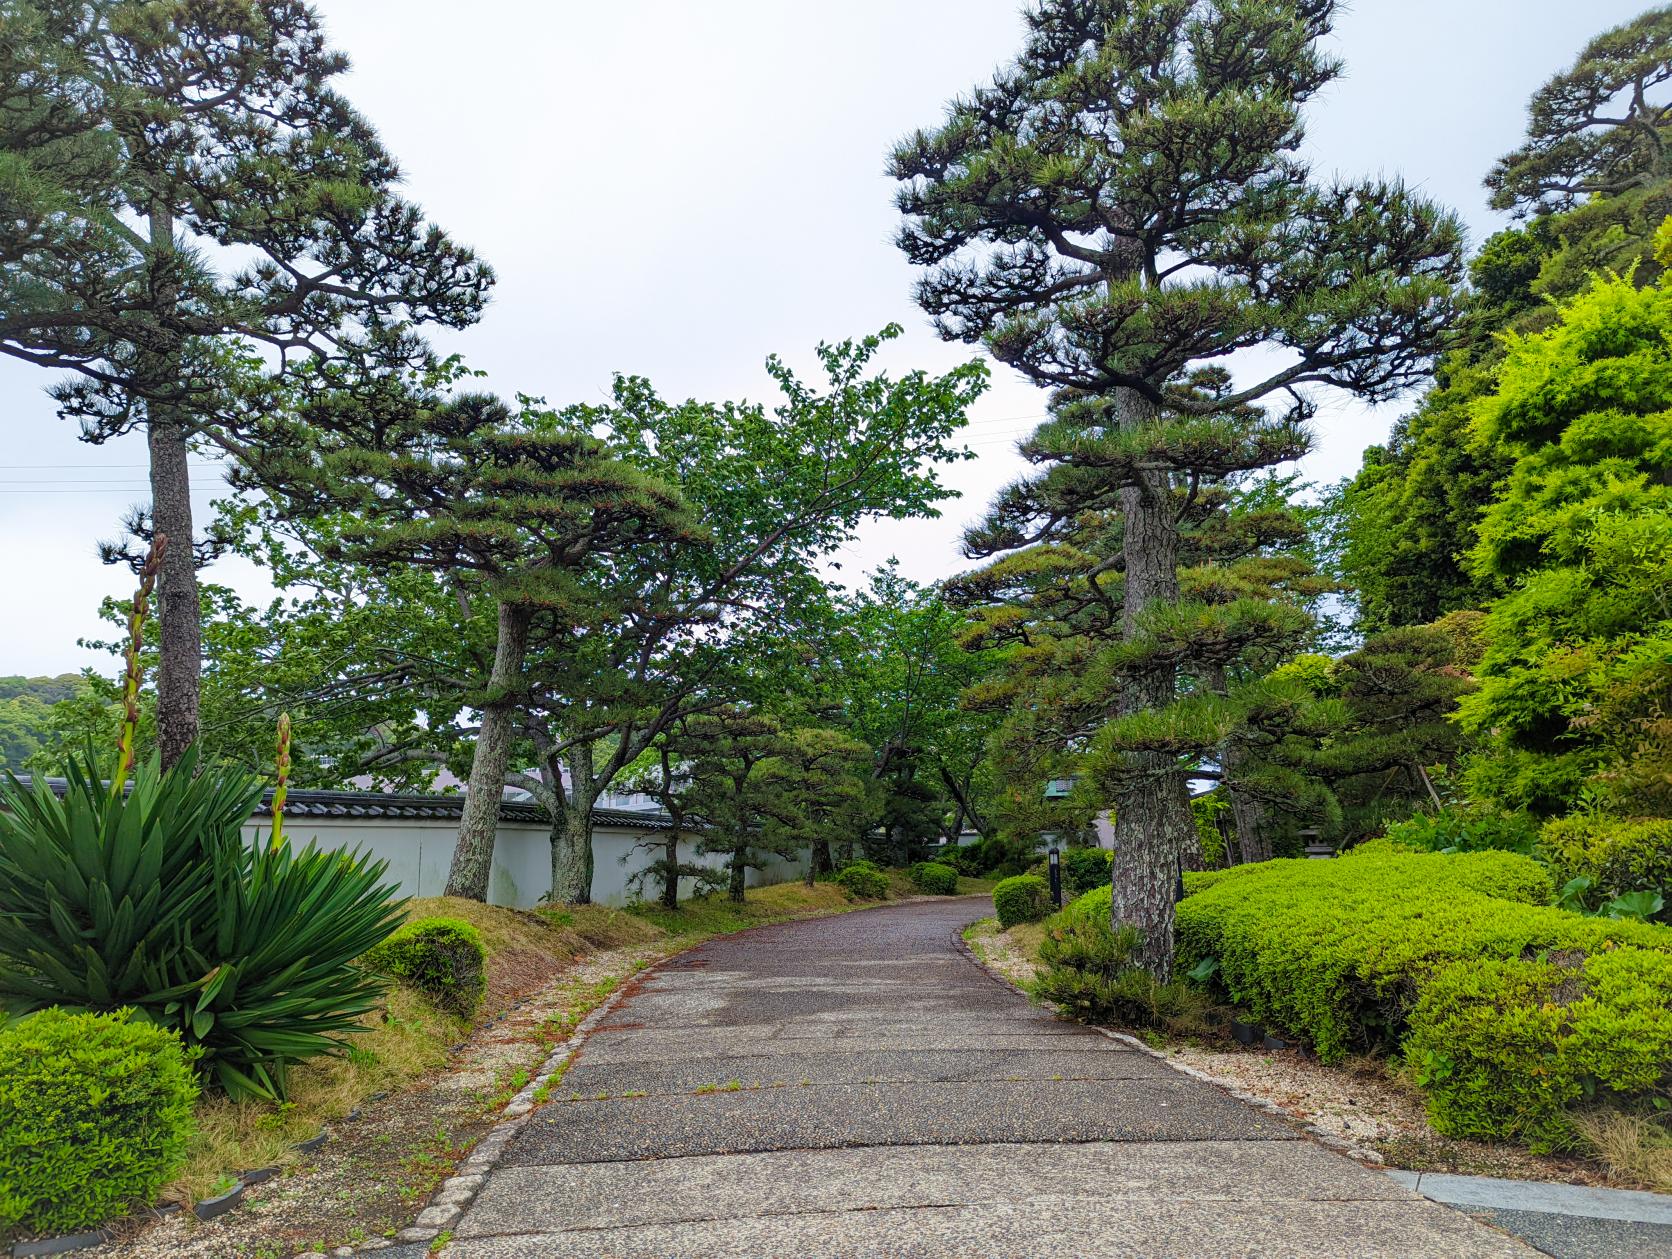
[0,674,91,770]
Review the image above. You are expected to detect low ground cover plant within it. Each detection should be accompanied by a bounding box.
[1540,815,1672,923]
[993,874,1050,928]
[0,1008,198,1235]
[362,917,488,1019]
[1033,886,1208,1031]
[908,860,958,895]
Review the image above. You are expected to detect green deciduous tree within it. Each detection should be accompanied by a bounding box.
[892,0,1462,975]
[0,0,490,764]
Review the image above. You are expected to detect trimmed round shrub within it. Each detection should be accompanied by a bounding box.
[908,861,959,895]
[0,1008,198,1234]
[1540,814,1672,911]
[835,862,889,900]
[993,874,1050,928]
[361,917,487,1019]
[1062,847,1114,898]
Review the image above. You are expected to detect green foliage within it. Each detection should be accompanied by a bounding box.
[1033,887,1207,1029]
[0,1008,198,1233]
[907,861,958,896]
[1061,847,1113,899]
[992,874,1050,929]
[1458,263,1672,817]
[1169,848,1672,1064]
[834,861,889,900]
[1382,807,1540,856]
[1540,816,1672,919]
[1407,947,1672,1151]
[361,918,487,1020]
[0,750,405,1100]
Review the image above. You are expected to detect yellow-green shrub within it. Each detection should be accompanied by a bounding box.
[1407,945,1672,1151]
[1173,849,1668,1061]
[993,874,1050,927]
[835,862,888,900]
[908,861,959,895]
[1540,815,1672,908]
[0,1009,198,1234]
[361,917,487,1019]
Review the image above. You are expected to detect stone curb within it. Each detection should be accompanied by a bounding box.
[950,925,1385,1166]
[1387,1170,1672,1226]
[292,963,651,1257]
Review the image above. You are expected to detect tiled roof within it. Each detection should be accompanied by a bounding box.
[6,777,676,832]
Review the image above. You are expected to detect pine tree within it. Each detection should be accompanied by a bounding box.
[257,385,701,901]
[0,1,490,765]
[892,0,1462,974]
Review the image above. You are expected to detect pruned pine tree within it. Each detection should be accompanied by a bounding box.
[759,727,878,884]
[670,709,799,905]
[0,0,491,765]
[1488,6,1672,217]
[892,0,1462,974]
[254,387,701,901]
[949,467,1330,865]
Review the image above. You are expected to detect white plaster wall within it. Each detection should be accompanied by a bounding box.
[242,816,809,908]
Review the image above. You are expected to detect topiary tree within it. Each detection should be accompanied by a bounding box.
[893,0,1462,974]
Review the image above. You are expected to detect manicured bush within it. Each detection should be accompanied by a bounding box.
[0,750,407,1100]
[1407,946,1672,1151]
[0,1008,198,1234]
[362,917,488,1019]
[908,861,959,895]
[1540,815,1672,914]
[992,874,1050,928]
[1062,847,1113,898]
[835,861,889,900]
[1173,848,1666,1062]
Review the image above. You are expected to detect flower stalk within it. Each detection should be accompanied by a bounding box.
[271,712,292,850]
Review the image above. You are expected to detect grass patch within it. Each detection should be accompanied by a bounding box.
[1576,1111,1672,1192]
[625,879,859,936]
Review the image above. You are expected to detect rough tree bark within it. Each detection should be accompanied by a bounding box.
[445,600,531,900]
[1109,390,1197,979]
[549,742,598,905]
[143,202,201,771]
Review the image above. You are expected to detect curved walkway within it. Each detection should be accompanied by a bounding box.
[445,897,1534,1257]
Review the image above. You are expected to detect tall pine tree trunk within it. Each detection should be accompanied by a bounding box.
[549,743,597,904]
[728,836,748,903]
[144,203,200,771]
[148,413,199,770]
[805,835,832,887]
[1110,391,1196,980]
[660,832,681,908]
[446,600,531,900]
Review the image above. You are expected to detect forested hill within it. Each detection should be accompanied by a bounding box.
[0,674,87,770]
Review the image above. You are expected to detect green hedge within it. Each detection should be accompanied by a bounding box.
[908,861,959,895]
[1540,814,1672,910]
[1407,945,1672,1151]
[993,874,1050,928]
[0,1009,198,1234]
[362,917,487,1019]
[835,862,888,900]
[1174,848,1672,1147]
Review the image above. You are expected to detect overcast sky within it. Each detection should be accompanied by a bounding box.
[2,0,1647,676]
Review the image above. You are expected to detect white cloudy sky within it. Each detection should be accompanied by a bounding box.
[1,0,1646,676]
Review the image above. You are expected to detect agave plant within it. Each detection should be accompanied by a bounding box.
[0,746,259,1013]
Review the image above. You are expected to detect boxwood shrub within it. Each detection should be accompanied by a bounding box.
[1173,847,1672,1146]
[1062,847,1114,898]
[993,874,1050,928]
[835,861,889,900]
[908,861,959,895]
[361,917,488,1019]
[0,1008,198,1234]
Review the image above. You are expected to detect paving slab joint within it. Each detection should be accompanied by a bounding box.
[950,923,1384,1167]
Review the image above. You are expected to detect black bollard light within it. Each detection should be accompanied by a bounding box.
[1047,845,1063,909]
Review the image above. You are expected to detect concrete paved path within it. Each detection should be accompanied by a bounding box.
[446,897,1537,1257]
